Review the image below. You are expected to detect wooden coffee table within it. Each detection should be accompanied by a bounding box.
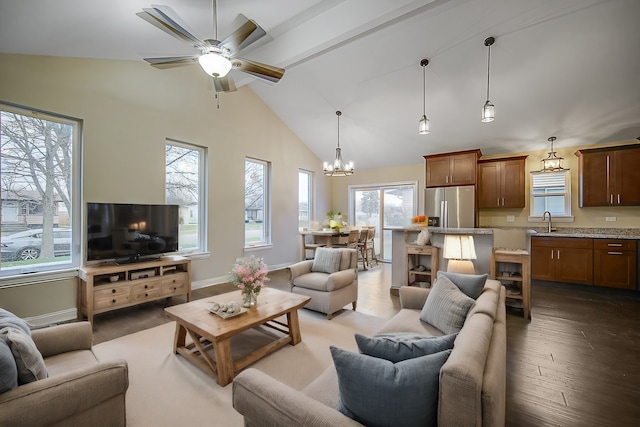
[164,287,310,386]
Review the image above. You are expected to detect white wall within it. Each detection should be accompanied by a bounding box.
[0,53,331,319]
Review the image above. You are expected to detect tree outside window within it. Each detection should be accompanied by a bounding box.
[0,103,80,276]
[245,158,270,246]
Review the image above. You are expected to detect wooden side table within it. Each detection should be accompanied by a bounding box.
[490,248,531,319]
[406,244,439,288]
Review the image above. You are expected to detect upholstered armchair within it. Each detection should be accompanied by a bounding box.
[0,321,129,427]
[288,247,358,319]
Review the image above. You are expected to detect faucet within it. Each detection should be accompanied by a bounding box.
[543,211,552,233]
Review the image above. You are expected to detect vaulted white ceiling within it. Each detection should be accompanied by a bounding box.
[1,0,639,169]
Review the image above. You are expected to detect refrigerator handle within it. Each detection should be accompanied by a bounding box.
[441,200,448,228]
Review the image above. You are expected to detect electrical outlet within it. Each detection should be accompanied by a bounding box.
[506,215,515,222]
[605,216,617,222]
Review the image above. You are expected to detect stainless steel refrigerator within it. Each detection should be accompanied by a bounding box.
[424,186,476,228]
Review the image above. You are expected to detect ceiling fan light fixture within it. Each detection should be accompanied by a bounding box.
[198,53,232,77]
[323,111,354,177]
[418,59,430,135]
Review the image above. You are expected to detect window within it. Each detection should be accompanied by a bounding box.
[350,182,418,261]
[298,170,312,229]
[529,170,572,218]
[165,140,207,254]
[245,158,270,247]
[0,102,81,278]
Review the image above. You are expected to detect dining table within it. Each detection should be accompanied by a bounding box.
[299,229,353,260]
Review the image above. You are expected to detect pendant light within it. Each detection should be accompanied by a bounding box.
[418,58,430,134]
[481,36,495,123]
[323,111,354,176]
[540,136,565,172]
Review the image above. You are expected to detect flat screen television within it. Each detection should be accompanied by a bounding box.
[86,202,179,263]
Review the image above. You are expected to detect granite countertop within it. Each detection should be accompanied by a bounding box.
[401,227,493,235]
[530,227,640,240]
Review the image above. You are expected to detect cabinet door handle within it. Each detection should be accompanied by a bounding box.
[607,243,623,247]
[608,251,623,255]
[502,197,505,206]
[610,194,613,204]
[497,198,500,207]
[557,250,560,260]
[618,194,621,204]
[551,251,554,260]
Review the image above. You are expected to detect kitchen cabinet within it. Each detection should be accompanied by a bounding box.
[478,156,527,208]
[575,144,640,207]
[531,237,593,284]
[593,239,637,289]
[424,149,481,187]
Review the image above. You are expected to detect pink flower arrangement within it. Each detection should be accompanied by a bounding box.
[230,255,270,295]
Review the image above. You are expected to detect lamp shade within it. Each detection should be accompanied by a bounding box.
[443,235,477,260]
[198,53,232,78]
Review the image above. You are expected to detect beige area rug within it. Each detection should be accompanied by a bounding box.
[93,308,387,426]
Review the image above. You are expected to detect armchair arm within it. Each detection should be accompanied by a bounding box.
[399,286,430,310]
[326,269,357,291]
[31,322,93,358]
[0,359,128,427]
[233,368,362,427]
[288,260,314,280]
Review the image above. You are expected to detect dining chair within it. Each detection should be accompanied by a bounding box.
[357,229,369,270]
[365,227,379,267]
[335,229,360,249]
[302,233,325,260]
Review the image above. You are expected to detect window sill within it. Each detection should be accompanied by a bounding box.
[244,244,273,252]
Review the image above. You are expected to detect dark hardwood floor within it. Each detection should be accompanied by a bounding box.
[90,263,640,426]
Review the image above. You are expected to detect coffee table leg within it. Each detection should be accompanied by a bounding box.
[173,322,187,353]
[213,339,234,386]
[287,310,303,345]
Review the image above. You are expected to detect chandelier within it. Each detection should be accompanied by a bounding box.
[323,111,354,176]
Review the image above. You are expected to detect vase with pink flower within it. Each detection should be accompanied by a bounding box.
[230,255,270,307]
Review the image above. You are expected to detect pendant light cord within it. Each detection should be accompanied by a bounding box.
[486,43,491,100]
[423,65,426,115]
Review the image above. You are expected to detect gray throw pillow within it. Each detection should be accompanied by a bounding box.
[0,308,31,336]
[311,247,342,274]
[354,332,457,363]
[420,275,475,334]
[438,271,488,299]
[0,327,48,385]
[0,339,18,393]
[330,346,451,427]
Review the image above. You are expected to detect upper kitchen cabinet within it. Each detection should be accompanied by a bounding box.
[478,156,527,208]
[575,144,640,207]
[424,149,481,187]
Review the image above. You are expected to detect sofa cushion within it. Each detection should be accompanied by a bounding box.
[0,308,31,336]
[0,327,48,385]
[438,271,488,299]
[0,339,18,393]
[420,275,475,334]
[311,247,342,274]
[354,332,457,363]
[330,345,451,427]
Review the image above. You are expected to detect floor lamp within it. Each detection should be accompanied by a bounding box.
[443,235,477,274]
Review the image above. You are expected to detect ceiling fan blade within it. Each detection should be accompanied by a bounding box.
[233,58,285,83]
[143,56,199,68]
[213,76,237,93]
[219,14,266,55]
[137,5,205,48]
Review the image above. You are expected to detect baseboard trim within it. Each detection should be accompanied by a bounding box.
[24,308,78,327]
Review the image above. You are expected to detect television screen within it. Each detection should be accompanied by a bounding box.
[86,203,179,263]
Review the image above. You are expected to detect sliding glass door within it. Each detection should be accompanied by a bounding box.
[350,182,418,261]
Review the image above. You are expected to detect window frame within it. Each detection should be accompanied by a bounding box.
[165,139,208,256]
[244,157,271,249]
[0,102,82,280]
[298,169,313,230]
[528,169,574,222]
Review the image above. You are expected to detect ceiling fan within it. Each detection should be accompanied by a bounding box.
[137,1,285,92]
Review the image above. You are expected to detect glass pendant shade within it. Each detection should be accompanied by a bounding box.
[418,115,430,134]
[323,111,354,176]
[481,100,495,123]
[198,53,232,77]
